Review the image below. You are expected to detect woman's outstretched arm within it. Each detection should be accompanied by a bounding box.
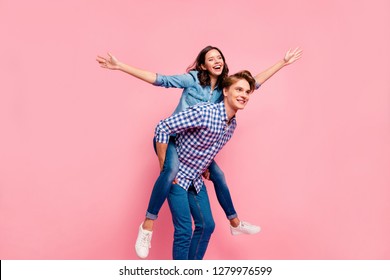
[254,47,303,86]
[96,52,157,84]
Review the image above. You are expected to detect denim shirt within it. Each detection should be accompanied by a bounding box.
[153,70,261,115]
[153,70,224,115]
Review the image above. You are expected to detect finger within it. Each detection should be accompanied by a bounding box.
[96,56,106,62]
[108,52,115,60]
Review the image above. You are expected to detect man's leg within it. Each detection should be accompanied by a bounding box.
[188,184,215,260]
[167,184,192,260]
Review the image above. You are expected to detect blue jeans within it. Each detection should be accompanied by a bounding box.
[146,137,237,220]
[167,184,215,260]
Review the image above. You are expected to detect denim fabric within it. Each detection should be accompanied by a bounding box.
[154,70,261,115]
[155,102,235,193]
[167,184,215,260]
[208,161,237,219]
[146,138,238,220]
[154,71,223,115]
[146,137,179,220]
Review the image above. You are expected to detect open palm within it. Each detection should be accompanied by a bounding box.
[284,48,303,65]
[96,53,119,70]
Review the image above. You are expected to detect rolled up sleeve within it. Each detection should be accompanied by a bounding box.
[153,71,198,89]
[154,120,171,144]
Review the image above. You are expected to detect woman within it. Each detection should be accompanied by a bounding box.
[96,46,302,258]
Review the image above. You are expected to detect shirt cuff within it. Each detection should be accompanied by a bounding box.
[153,73,163,86]
[155,120,170,143]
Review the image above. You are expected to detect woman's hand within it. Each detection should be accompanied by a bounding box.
[96,52,120,70]
[283,47,303,65]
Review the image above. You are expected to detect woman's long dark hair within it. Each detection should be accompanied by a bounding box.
[186,46,229,89]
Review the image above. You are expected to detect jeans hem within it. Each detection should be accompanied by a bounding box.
[227,213,238,220]
[146,212,158,220]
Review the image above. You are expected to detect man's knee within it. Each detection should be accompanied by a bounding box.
[174,224,193,242]
[199,218,215,236]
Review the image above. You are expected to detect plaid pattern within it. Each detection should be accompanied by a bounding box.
[155,102,236,193]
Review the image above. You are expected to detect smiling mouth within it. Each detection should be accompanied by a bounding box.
[213,65,222,70]
[236,98,246,104]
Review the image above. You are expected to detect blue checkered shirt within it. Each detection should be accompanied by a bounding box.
[155,102,236,193]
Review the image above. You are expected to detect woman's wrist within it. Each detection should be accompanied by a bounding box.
[116,61,125,71]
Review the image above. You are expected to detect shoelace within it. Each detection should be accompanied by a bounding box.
[241,222,251,228]
[140,233,152,248]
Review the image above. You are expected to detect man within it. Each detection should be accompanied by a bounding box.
[142,70,257,259]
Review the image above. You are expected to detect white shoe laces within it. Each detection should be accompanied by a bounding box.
[241,221,253,228]
[140,232,152,248]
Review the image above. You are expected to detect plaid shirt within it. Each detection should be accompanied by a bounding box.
[155,102,236,193]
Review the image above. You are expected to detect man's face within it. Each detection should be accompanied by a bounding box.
[223,79,253,111]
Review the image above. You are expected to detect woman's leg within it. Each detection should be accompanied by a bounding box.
[208,160,261,235]
[145,136,180,220]
[208,160,237,220]
[136,137,180,258]
[188,184,215,260]
[167,184,192,260]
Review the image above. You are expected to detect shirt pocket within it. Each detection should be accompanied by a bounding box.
[184,88,206,107]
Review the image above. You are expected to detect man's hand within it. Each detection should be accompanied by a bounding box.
[202,169,211,180]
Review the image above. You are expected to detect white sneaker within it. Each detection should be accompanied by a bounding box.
[135,223,153,258]
[230,221,261,236]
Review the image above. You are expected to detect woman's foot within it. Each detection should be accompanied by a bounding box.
[230,220,261,235]
[135,222,153,258]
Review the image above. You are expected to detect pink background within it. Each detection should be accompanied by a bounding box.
[1,0,389,259]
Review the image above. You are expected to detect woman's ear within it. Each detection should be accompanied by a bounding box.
[200,64,207,70]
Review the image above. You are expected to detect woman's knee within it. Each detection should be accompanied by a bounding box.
[162,160,179,178]
[209,165,225,182]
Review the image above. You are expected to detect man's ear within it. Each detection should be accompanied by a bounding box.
[223,87,228,97]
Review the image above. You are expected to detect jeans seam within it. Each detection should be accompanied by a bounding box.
[191,191,205,259]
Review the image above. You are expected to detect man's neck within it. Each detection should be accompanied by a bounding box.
[223,100,237,121]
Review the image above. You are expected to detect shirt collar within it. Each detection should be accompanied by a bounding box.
[219,101,235,124]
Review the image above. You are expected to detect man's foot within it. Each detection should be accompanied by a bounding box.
[135,223,153,258]
[230,221,261,236]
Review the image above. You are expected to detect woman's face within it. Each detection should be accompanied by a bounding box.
[201,49,224,78]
